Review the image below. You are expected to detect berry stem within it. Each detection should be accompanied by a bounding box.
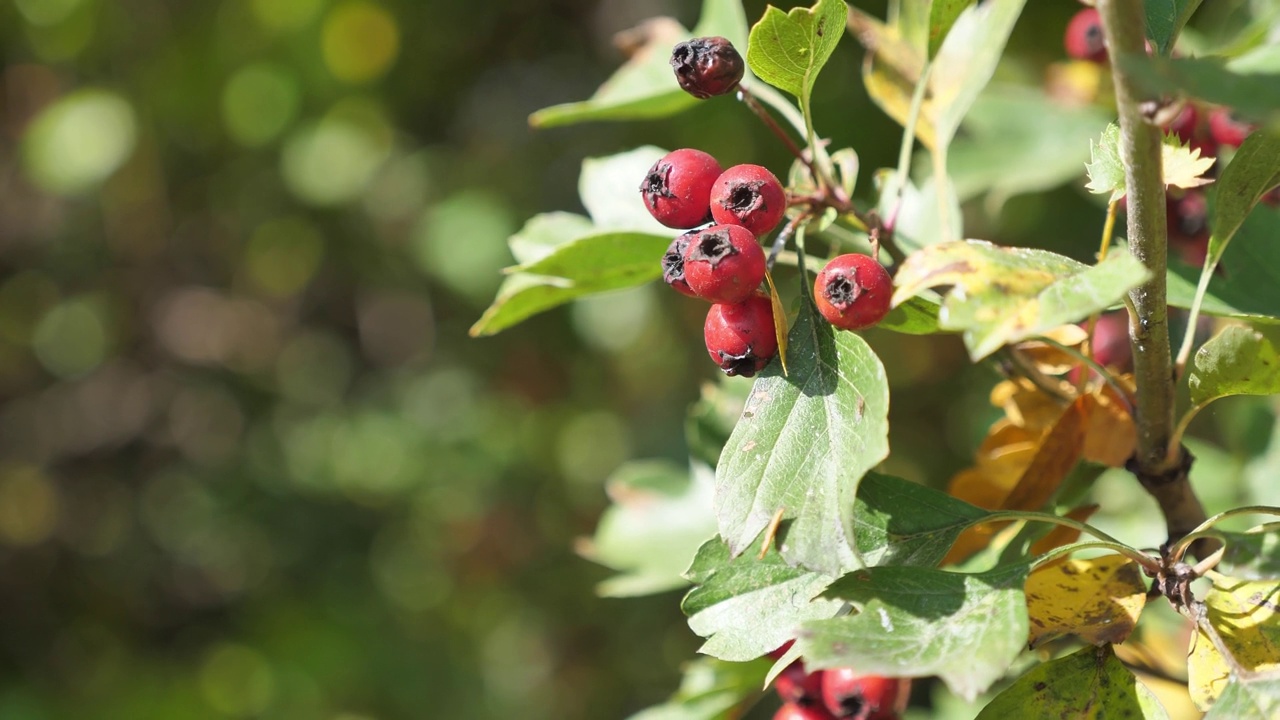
[737,85,819,183]
[1098,0,1208,555]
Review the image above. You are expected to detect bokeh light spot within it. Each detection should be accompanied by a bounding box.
[246,216,325,296]
[199,643,275,716]
[13,0,85,26]
[222,64,301,147]
[281,102,392,206]
[571,285,657,353]
[249,0,323,31]
[321,2,400,84]
[32,297,110,378]
[22,89,137,195]
[0,465,59,546]
[412,190,514,302]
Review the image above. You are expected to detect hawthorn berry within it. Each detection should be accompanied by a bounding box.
[661,231,700,298]
[670,36,744,99]
[683,224,767,304]
[1064,8,1106,63]
[710,164,787,237]
[813,254,893,331]
[640,148,723,229]
[775,662,825,707]
[703,293,777,377]
[1086,311,1133,372]
[1208,107,1254,148]
[821,670,907,720]
[775,702,839,720]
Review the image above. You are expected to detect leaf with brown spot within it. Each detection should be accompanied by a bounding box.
[1188,573,1280,710]
[975,645,1170,719]
[1025,555,1148,648]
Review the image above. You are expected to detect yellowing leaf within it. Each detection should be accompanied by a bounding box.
[1188,574,1280,710]
[891,240,1150,360]
[991,377,1068,431]
[764,269,788,376]
[1025,555,1148,648]
[1000,397,1086,513]
[1081,387,1136,468]
[847,8,938,150]
[1162,135,1216,191]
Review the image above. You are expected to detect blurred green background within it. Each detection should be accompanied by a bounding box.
[0,1,1266,718]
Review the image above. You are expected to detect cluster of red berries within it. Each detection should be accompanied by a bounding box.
[1062,5,1271,266]
[644,147,894,377]
[768,644,907,720]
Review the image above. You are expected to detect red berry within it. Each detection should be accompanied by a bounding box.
[640,149,723,229]
[670,36,744,99]
[1088,311,1132,372]
[1208,107,1254,148]
[774,702,838,720]
[813,254,893,331]
[1064,8,1107,63]
[683,224,767,304]
[704,294,777,377]
[710,164,787,237]
[662,231,700,298]
[775,663,825,707]
[767,640,796,660]
[821,670,908,720]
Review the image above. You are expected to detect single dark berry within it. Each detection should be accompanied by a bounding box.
[640,148,723,229]
[710,164,788,237]
[1208,107,1254,148]
[774,702,839,720]
[821,670,908,720]
[775,663,825,707]
[704,294,777,377]
[662,231,700,298]
[814,254,893,331]
[683,224,767,304]
[670,36,744,99]
[1064,8,1107,63]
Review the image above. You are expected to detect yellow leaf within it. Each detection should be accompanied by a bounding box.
[991,377,1068,431]
[1025,555,1147,648]
[1000,397,1086,513]
[847,9,938,150]
[1188,574,1280,710]
[1081,388,1135,467]
[1162,134,1216,191]
[764,269,788,376]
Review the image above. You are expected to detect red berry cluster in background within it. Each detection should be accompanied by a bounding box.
[765,644,908,720]
[1061,4,1273,266]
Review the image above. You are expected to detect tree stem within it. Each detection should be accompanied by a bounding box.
[1097,0,1209,551]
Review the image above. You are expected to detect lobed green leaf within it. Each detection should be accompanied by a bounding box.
[976,645,1169,719]
[745,0,846,102]
[1188,325,1280,408]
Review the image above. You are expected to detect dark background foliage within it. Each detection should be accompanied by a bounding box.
[0,0,1255,718]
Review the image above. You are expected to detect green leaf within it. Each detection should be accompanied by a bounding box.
[529,0,749,128]
[976,645,1169,720]
[1204,676,1280,720]
[1167,206,1280,322]
[874,169,962,253]
[578,461,718,597]
[470,228,668,336]
[509,230,672,280]
[1122,55,1280,124]
[928,1,975,58]
[1188,325,1280,407]
[714,297,891,577]
[687,377,753,467]
[853,473,992,567]
[878,294,942,335]
[682,540,843,661]
[745,0,846,101]
[508,212,596,265]
[799,563,1030,701]
[849,8,937,150]
[1086,123,1215,202]
[1207,131,1280,267]
[930,0,1027,149]
[947,85,1111,205]
[1145,0,1202,56]
[579,145,674,233]
[1219,524,1280,581]
[627,657,771,720]
[891,241,1151,360]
